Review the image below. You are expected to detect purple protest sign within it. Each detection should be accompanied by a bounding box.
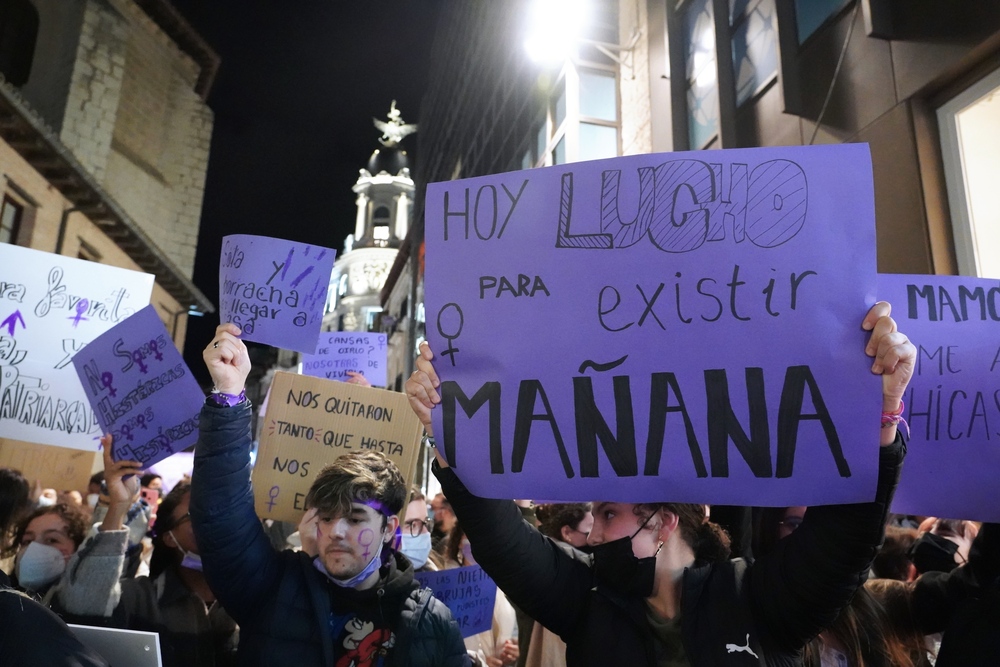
[879,274,1000,522]
[300,332,388,387]
[414,565,497,637]
[219,235,335,354]
[426,144,882,506]
[71,306,204,467]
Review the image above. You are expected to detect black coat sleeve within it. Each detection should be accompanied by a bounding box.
[748,434,906,651]
[434,461,594,638]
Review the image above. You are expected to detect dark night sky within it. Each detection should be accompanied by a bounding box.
[169,0,443,383]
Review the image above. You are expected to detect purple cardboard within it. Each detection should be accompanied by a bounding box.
[880,273,1000,522]
[219,235,335,354]
[426,144,881,505]
[72,306,204,467]
[414,565,497,638]
[300,332,388,387]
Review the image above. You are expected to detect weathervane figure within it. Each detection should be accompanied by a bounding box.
[373,100,417,147]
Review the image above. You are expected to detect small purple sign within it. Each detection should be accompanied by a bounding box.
[300,332,388,387]
[414,565,497,638]
[71,306,204,467]
[426,144,882,506]
[219,235,335,354]
[880,273,1000,522]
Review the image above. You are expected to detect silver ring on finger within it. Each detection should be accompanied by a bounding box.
[213,341,219,349]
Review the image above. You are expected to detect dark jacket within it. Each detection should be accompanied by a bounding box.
[911,522,1000,667]
[0,588,109,666]
[436,436,906,667]
[190,401,469,667]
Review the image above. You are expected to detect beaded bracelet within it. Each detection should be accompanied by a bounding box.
[881,399,909,437]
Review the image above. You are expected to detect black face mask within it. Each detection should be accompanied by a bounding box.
[909,532,959,574]
[591,512,659,598]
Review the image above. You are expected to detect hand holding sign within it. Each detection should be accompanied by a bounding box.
[203,323,251,396]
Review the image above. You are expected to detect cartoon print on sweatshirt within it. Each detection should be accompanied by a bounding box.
[335,616,395,667]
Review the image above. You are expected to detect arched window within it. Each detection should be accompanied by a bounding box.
[0,0,39,87]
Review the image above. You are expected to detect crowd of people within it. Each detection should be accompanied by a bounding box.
[0,303,996,666]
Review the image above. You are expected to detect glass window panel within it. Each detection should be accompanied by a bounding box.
[536,123,547,162]
[732,0,778,106]
[0,199,20,244]
[552,135,566,165]
[795,0,850,44]
[729,0,751,25]
[578,123,618,162]
[551,78,567,132]
[684,0,715,83]
[579,69,617,121]
[521,151,532,170]
[688,79,719,149]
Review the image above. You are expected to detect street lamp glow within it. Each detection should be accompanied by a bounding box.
[524,0,591,63]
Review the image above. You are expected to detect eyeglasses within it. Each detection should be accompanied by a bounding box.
[778,516,803,532]
[404,519,431,536]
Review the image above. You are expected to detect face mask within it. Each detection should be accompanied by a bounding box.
[86,493,100,509]
[16,541,67,591]
[909,532,959,574]
[400,532,432,569]
[591,512,660,598]
[820,644,849,667]
[317,537,385,588]
[36,495,56,508]
[169,531,203,571]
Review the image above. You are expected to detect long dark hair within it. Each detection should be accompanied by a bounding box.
[535,503,590,542]
[0,468,31,555]
[635,503,731,562]
[149,481,191,578]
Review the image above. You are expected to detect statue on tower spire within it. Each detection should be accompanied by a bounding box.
[373,100,418,147]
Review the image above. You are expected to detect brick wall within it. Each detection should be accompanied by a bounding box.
[619,0,652,156]
[56,0,213,279]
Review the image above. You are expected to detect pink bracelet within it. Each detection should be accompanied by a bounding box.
[881,399,909,438]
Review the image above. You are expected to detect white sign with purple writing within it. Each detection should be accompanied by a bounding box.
[0,244,153,450]
[300,332,388,387]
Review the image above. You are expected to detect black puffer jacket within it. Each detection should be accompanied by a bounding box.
[191,402,469,667]
[436,437,905,667]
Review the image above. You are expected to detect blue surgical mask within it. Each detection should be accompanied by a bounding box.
[316,538,385,588]
[169,531,203,571]
[400,532,433,569]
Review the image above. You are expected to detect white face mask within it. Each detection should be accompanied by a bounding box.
[86,493,100,509]
[16,541,67,591]
[36,495,56,508]
[400,532,433,569]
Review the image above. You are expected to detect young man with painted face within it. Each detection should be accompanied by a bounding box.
[406,302,916,667]
[190,323,468,667]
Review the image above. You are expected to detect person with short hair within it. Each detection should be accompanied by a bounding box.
[190,323,468,666]
[406,302,915,666]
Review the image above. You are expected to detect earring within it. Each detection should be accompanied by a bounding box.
[655,540,664,556]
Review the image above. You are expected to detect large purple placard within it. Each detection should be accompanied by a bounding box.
[426,144,881,505]
[880,274,1000,522]
[72,306,204,467]
[300,332,388,387]
[219,235,335,354]
[414,565,497,637]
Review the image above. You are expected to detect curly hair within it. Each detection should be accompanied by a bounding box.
[305,451,406,522]
[8,503,89,557]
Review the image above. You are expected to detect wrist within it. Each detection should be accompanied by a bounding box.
[208,387,247,407]
[882,395,902,414]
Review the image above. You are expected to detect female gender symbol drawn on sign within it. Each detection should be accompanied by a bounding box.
[267,485,280,511]
[68,299,89,328]
[131,349,149,374]
[148,339,164,361]
[101,371,117,398]
[436,303,464,367]
[357,528,376,560]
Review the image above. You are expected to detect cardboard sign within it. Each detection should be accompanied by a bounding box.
[219,235,335,354]
[0,244,153,450]
[879,273,1000,522]
[425,144,881,505]
[0,438,98,494]
[71,306,204,467]
[301,332,388,387]
[252,372,423,523]
[414,565,497,637]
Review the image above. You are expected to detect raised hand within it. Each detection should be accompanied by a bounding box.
[203,323,251,395]
[98,434,143,532]
[405,342,440,434]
